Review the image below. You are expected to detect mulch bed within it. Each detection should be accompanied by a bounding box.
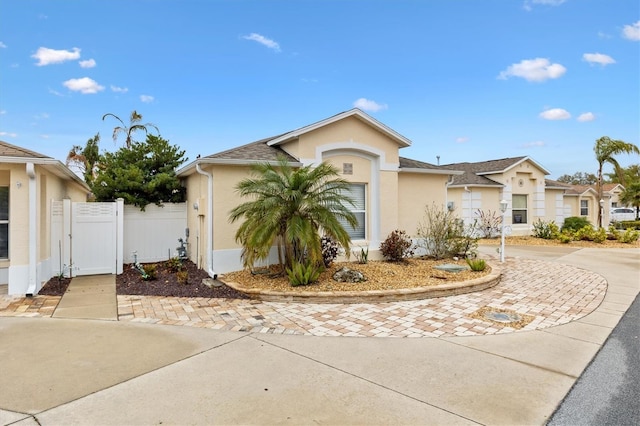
[39,260,248,299]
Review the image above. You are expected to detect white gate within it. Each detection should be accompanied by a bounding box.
[72,202,117,275]
[51,199,124,278]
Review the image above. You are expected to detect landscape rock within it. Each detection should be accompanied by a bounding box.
[333,267,366,283]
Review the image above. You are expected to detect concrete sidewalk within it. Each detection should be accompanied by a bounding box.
[0,246,638,425]
[52,274,117,321]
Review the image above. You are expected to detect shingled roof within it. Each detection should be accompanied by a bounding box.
[203,135,298,163]
[0,140,50,159]
[438,156,551,187]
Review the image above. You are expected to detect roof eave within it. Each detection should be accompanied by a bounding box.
[177,158,303,177]
[399,168,464,175]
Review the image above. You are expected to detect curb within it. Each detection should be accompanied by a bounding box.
[222,262,502,304]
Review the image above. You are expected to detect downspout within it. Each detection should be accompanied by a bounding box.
[195,163,217,279]
[26,163,37,296]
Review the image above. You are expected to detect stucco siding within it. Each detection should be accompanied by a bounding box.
[397,173,448,236]
[295,116,401,165]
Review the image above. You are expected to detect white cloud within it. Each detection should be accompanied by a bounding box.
[62,77,104,94]
[140,95,154,103]
[577,112,596,122]
[32,47,81,66]
[242,33,281,52]
[539,108,571,120]
[353,98,388,112]
[523,0,566,11]
[522,141,546,148]
[498,58,566,82]
[0,42,6,48]
[598,31,612,39]
[0,131,18,138]
[79,58,96,68]
[583,53,615,66]
[110,85,128,93]
[34,113,49,120]
[622,20,640,41]
[455,137,469,143]
[0,110,5,115]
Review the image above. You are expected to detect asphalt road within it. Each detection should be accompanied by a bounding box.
[548,291,640,425]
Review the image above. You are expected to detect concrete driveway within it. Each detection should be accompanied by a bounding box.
[0,246,638,425]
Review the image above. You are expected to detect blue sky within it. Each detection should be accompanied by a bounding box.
[1,0,638,179]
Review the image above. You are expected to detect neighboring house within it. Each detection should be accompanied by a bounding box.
[603,183,626,209]
[0,141,89,295]
[176,109,463,276]
[441,156,560,236]
[550,182,612,226]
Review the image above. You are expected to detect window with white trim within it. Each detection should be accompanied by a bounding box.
[0,187,8,259]
[512,194,528,224]
[580,200,589,216]
[339,184,366,240]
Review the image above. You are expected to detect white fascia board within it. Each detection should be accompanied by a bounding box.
[447,183,504,188]
[266,109,412,148]
[399,168,464,175]
[177,158,303,176]
[0,157,89,190]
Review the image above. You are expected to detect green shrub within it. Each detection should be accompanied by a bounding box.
[619,228,640,244]
[592,227,607,244]
[176,270,189,284]
[466,258,486,272]
[143,264,157,280]
[574,225,596,241]
[613,220,640,230]
[558,233,572,244]
[562,216,591,233]
[380,229,415,262]
[166,256,184,272]
[532,219,559,240]
[607,225,620,240]
[286,262,321,286]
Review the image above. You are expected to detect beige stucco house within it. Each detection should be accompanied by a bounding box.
[177,109,463,276]
[441,157,565,236]
[0,141,89,295]
[178,109,621,275]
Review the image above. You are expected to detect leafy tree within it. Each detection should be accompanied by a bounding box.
[102,110,159,149]
[91,134,186,209]
[620,182,640,220]
[605,164,640,186]
[66,133,101,187]
[556,172,597,185]
[594,136,640,227]
[229,156,358,274]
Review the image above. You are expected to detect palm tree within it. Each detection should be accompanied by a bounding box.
[66,133,101,187]
[594,136,640,227]
[229,156,358,275]
[620,182,640,220]
[102,110,159,149]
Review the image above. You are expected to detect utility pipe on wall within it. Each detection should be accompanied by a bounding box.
[195,163,217,279]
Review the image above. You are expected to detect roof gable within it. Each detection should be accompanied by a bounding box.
[266,109,412,148]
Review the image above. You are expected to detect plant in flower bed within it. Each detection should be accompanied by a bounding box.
[380,229,414,261]
[117,259,248,298]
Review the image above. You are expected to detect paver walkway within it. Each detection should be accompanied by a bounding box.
[1,257,607,338]
[116,258,607,336]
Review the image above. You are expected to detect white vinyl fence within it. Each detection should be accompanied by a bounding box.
[123,203,188,264]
